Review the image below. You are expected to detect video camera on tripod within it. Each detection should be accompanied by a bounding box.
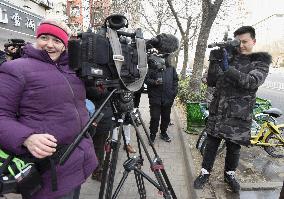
[59,14,179,199]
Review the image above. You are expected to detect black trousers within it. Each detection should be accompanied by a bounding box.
[93,132,109,169]
[134,91,142,108]
[202,134,241,172]
[149,104,172,135]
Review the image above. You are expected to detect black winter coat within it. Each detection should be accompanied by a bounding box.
[145,66,179,106]
[206,52,271,146]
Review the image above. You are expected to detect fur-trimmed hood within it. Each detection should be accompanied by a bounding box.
[248,52,272,65]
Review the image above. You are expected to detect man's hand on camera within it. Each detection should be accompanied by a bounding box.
[222,49,229,71]
[23,133,57,159]
[209,49,223,61]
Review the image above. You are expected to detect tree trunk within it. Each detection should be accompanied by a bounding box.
[189,24,211,93]
[189,0,223,94]
[181,37,189,79]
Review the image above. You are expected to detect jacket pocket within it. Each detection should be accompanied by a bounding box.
[227,96,252,121]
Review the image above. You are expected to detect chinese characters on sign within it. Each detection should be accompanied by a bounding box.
[11,13,22,27]
[0,1,43,36]
[0,7,8,24]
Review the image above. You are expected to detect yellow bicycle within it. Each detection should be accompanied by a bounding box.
[251,108,284,158]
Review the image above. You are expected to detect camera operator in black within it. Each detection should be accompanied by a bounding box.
[194,26,271,192]
[145,54,179,143]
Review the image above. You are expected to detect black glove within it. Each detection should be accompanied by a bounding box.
[209,49,223,61]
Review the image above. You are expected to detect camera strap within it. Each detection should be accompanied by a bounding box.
[107,28,147,92]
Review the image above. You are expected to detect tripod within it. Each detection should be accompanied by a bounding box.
[59,88,176,199]
[98,93,177,199]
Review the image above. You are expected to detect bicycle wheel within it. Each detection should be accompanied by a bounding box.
[264,131,284,158]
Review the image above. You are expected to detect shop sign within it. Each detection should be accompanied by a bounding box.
[0,1,43,37]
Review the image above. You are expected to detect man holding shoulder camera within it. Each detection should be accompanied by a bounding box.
[194,26,272,192]
[145,54,179,143]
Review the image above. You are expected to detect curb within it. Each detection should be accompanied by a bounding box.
[173,106,200,199]
[241,182,283,191]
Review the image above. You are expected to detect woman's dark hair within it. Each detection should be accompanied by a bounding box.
[234,26,256,39]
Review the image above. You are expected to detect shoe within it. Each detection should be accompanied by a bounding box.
[224,171,240,193]
[194,168,210,189]
[124,144,136,153]
[91,169,102,181]
[160,133,171,142]
[169,122,174,126]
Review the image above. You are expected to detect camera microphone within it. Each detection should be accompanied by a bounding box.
[146,33,179,53]
[208,39,240,48]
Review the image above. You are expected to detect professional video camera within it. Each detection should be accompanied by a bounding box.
[207,31,240,61]
[4,39,26,60]
[68,14,179,92]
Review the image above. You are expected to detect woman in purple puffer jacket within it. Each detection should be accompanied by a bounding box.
[0,19,98,199]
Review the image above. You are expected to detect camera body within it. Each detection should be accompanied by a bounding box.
[208,36,240,62]
[69,14,146,93]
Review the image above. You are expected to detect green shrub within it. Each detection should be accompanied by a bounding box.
[177,76,207,104]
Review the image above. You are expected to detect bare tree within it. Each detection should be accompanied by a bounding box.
[136,0,182,68]
[189,0,223,93]
[166,0,200,79]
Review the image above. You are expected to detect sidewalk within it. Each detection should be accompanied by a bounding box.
[80,93,192,199]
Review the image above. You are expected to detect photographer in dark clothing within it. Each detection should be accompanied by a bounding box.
[194,26,271,193]
[145,54,179,143]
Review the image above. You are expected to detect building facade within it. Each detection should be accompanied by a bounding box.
[242,0,284,67]
[46,0,67,23]
[66,0,83,34]
[0,0,53,48]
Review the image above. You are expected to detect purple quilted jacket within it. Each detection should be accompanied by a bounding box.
[0,44,98,199]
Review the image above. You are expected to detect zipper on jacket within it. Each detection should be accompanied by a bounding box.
[55,63,83,130]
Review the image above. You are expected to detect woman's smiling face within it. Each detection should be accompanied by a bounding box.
[36,34,66,61]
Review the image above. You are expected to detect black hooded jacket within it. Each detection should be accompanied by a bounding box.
[206,52,272,146]
[145,66,179,106]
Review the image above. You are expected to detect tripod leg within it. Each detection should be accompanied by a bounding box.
[105,124,124,199]
[130,112,176,198]
[160,169,177,199]
[134,169,146,199]
[111,170,130,199]
[99,139,112,199]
